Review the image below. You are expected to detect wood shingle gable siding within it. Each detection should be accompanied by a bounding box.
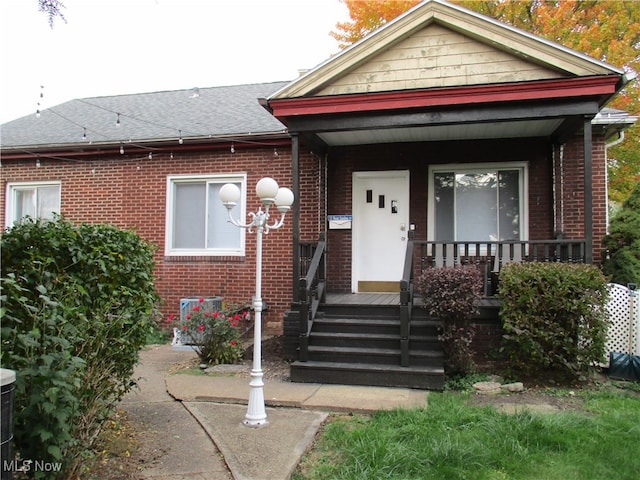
[269,0,622,101]
[319,24,562,95]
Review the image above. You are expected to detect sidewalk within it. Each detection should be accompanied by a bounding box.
[123,344,430,480]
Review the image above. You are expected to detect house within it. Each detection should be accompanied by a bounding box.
[1,0,635,389]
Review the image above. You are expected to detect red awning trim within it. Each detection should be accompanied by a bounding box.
[268,76,619,118]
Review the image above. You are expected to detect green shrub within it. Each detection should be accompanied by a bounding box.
[602,181,640,285]
[0,217,159,478]
[417,266,483,374]
[498,262,609,381]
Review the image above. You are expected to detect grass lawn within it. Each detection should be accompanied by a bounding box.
[294,383,640,480]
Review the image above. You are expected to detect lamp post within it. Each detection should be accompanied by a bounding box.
[219,177,294,427]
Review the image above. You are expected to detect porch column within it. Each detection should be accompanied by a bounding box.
[583,116,593,264]
[291,133,301,302]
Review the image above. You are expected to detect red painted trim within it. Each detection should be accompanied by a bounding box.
[269,76,619,117]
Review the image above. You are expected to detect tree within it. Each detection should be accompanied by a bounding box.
[331,0,640,203]
[38,0,66,27]
[331,0,420,48]
[602,181,640,285]
[608,127,640,208]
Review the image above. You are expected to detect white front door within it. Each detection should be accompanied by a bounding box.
[352,170,410,292]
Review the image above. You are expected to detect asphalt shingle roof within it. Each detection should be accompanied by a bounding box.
[0,81,290,149]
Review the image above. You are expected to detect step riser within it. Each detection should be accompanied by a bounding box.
[291,365,445,390]
[410,324,442,335]
[320,305,400,318]
[410,339,442,350]
[309,334,441,350]
[309,340,441,353]
[307,350,443,367]
[309,336,400,350]
[314,324,441,337]
[309,351,398,365]
[313,323,400,335]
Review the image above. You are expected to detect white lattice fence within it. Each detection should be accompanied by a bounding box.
[604,283,640,367]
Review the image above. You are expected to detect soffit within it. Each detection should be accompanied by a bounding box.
[317,118,562,146]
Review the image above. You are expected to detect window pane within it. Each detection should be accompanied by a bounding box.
[37,186,60,220]
[455,173,498,241]
[15,189,35,221]
[173,183,206,248]
[207,183,241,249]
[434,173,454,241]
[498,170,520,240]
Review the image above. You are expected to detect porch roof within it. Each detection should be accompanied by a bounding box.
[265,0,631,147]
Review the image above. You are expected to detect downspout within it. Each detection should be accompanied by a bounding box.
[552,143,564,238]
[604,131,626,232]
[320,151,328,238]
[583,116,594,264]
[606,130,626,149]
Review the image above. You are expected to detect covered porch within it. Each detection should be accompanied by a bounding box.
[286,235,585,390]
[264,0,630,389]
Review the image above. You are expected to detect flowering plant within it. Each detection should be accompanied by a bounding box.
[169,298,245,365]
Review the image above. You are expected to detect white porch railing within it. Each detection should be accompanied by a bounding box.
[414,240,586,296]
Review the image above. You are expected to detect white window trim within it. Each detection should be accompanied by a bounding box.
[165,173,247,257]
[427,162,529,242]
[5,180,62,227]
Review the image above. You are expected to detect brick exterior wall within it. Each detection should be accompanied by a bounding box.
[0,133,608,331]
[556,135,608,263]
[1,145,317,334]
[326,138,556,292]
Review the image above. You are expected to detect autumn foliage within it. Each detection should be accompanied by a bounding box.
[331,0,640,203]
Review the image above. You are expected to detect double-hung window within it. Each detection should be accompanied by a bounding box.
[5,181,61,226]
[165,174,246,256]
[428,163,527,242]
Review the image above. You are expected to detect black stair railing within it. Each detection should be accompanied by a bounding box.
[399,231,415,367]
[298,234,326,362]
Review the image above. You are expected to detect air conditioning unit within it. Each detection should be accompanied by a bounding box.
[180,296,223,323]
[172,296,224,350]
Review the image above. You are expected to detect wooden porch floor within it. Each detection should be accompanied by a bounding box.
[325,293,400,305]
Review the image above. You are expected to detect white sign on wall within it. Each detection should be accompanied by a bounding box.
[328,215,352,229]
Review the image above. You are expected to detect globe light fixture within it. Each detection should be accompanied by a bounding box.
[275,187,294,213]
[255,177,279,205]
[219,183,241,207]
[220,177,294,427]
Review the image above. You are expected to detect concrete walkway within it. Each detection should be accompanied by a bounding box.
[122,344,430,480]
[120,346,234,479]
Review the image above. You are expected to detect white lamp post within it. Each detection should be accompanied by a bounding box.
[219,177,294,427]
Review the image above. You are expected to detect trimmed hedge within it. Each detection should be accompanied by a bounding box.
[418,266,483,374]
[1,218,160,478]
[498,262,609,381]
[418,265,483,323]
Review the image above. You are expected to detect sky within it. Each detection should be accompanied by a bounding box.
[0,0,349,123]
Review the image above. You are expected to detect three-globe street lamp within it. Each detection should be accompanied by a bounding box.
[219,177,294,427]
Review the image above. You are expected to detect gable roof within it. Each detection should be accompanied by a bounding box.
[269,0,625,100]
[1,81,289,150]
